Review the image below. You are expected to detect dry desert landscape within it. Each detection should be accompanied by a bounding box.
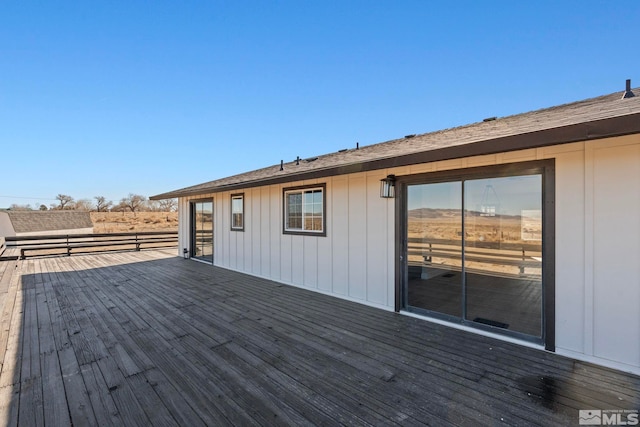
[91,211,178,233]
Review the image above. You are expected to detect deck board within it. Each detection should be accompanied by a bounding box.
[0,249,638,426]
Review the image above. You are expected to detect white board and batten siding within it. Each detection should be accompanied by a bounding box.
[178,176,396,311]
[590,140,640,367]
[550,135,640,374]
[178,133,640,374]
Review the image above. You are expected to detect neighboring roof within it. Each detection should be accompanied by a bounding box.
[2,211,94,233]
[151,85,640,200]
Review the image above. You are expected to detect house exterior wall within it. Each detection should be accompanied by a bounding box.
[177,133,640,374]
[0,213,15,237]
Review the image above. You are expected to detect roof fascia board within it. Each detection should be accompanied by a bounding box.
[151,112,640,200]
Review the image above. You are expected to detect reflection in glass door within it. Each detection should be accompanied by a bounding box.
[191,200,213,263]
[464,175,542,337]
[406,182,463,318]
[405,172,544,341]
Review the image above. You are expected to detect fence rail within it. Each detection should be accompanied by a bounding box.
[4,231,178,260]
[408,237,541,277]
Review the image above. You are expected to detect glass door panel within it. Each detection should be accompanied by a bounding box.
[403,168,546,343]
[463,175,542,336]
[406,182,462,318]
[192,200,213,263]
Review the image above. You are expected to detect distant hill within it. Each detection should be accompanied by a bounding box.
[408,208,459,218]
[408,208,521,220]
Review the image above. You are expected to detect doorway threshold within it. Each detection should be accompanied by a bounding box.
[400,310,545,351]
[190,258,213,265]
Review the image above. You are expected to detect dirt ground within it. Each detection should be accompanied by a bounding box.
[91,212,178,233]
[407,210,541,244]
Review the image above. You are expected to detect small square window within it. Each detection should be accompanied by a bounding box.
[231,194,244,231]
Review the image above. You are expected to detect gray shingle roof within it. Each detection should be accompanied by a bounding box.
[151,87,640,200]
[4,211,94,233]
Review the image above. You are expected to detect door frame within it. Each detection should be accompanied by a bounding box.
[394,159,555,351]
[190,198,214,264]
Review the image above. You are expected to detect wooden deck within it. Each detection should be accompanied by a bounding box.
[0,250,638,426]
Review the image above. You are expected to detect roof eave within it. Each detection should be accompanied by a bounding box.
[150,111,640,200]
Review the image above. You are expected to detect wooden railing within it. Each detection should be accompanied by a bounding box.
[4,231,178,260]
[0,237,5,258]
[407,237,541,277]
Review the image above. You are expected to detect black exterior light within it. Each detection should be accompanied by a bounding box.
[380,174,396,198]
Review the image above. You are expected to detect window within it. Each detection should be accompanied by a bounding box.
[284,185,325,235]
[231,194,244,231]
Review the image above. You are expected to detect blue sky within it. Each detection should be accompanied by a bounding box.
[408,175,540,215]
[1,1,638,209]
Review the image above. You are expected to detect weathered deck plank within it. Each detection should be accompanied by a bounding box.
[0,249,638,426]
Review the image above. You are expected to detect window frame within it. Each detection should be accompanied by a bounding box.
[282,184,327,236]
[230,193,244,231]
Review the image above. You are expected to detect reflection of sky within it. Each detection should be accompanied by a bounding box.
[408,181,460,211]
[408,175,541,216]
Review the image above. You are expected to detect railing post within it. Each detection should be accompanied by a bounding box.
[136,233,140,251]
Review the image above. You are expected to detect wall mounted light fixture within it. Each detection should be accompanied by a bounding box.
[380,175,396,198]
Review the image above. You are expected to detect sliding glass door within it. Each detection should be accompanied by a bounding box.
[403,163,551,344]
[191,200,213,263]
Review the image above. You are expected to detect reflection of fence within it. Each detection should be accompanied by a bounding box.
[193,229,213,236]
[191,229,213,257]
[5,232,178,260]
[193,230,213,244]
[408,237,541,277]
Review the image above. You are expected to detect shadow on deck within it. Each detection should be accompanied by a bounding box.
[0,250,638,426]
